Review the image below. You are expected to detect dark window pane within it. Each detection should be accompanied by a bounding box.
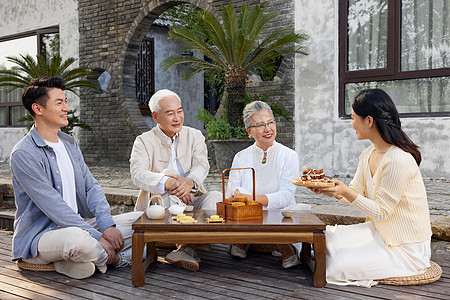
[0,107,6,126]
[10,106,30,126]
[40,32,60,61]
[135,38,155,109]
[347,0,388,71]
[401,0,450,71]
[0,87,22,104]
[344,76,450,114]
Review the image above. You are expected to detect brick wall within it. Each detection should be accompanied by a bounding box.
[78,0,295,165]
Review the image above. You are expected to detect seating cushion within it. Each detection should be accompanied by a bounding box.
[377,261,442,286]
[17,259,55,272]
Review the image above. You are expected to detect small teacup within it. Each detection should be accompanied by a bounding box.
[281,210,294,218]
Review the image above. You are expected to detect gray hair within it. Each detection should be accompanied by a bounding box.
[148,89,181,112]
[243,101,274,128]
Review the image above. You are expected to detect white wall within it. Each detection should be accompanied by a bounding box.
[294,0,450,178]
[0,0,79,162]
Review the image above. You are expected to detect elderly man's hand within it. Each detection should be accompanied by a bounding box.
[102,226,124,252]
[167,175,195,203]
[164,176,178,191]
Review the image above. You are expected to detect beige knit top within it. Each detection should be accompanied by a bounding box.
[340,145,432,247]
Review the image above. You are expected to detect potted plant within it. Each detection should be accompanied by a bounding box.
[161,2,309,171]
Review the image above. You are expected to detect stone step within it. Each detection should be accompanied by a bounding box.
[0,209,14,231]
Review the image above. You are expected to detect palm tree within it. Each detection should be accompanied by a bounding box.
[0,53,99,134]
[0,53,100,94]
[161,2,309,128]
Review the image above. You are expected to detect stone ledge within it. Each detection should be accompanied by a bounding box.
[0,209,15,231]
[102,187,138,206]
[0,179,13,198]
[431,216,450,241]
[311,204,366,226]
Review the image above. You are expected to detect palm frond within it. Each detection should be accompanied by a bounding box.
[244,31,309,69]
[221,2,240,64]
[161,53,224,73]
[65,79,100,91]
[54,55,76,75]
[1,54,101,94]
[162,55,223,80]
[0,69,32,86]
[62,68,99,83]
[168,26,228,69]
[6,55,38,78]
[198,9,232,63]
[181,65,218,80]
[36,55,49,76]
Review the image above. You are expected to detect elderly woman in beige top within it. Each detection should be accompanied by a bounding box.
[309,89,432,287]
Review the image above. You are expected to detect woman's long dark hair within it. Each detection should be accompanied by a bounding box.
[352,89,421,165]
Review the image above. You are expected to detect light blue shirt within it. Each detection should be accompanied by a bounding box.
[10,126,115,260]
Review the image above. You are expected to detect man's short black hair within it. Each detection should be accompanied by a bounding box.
[22,77,66,117]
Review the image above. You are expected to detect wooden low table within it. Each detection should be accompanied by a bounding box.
[132,209,326,287]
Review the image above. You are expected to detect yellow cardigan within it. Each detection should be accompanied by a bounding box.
[340,145,432,246]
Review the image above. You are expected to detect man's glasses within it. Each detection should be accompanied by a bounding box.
[248,120,276,131]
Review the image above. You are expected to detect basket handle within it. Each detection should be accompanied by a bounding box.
[221,167,256,203]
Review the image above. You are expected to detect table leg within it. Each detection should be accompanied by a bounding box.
[313,232,326,288]
[132,233,145,287]
[143,242,157,273]
[300,242,311,262]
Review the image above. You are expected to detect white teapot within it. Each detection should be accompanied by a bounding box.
[146,195,165,219]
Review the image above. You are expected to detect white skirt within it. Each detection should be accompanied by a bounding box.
[325,221,431,287]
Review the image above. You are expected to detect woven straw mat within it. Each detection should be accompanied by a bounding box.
[17,259,55,272]
[377,261,442,286]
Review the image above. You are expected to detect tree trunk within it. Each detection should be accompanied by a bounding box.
[224,67,247,128]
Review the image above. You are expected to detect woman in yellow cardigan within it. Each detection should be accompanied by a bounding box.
[310,89,432,287]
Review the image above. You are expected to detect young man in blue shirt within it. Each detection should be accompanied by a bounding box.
[10,77,141,279]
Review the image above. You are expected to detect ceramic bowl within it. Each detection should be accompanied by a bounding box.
[281,210,294,218]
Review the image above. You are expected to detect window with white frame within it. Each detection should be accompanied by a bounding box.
[339,0,450,117]
[0,27,59,126]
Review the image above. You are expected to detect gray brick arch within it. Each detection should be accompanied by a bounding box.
[120,0,214,136]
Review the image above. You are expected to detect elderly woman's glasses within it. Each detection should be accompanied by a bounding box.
[248,120,276,131]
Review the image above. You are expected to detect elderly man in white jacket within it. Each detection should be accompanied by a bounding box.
[130,89,221,271]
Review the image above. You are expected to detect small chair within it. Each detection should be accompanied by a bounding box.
[17,258,55,272]
[377,261,442,286]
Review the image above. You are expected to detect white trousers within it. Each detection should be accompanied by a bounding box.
[326,221,431,287]
[23,211,142,273]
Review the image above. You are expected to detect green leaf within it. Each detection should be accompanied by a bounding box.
[195,108,217,123]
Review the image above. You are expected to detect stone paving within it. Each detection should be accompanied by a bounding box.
[1,162,448,217]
